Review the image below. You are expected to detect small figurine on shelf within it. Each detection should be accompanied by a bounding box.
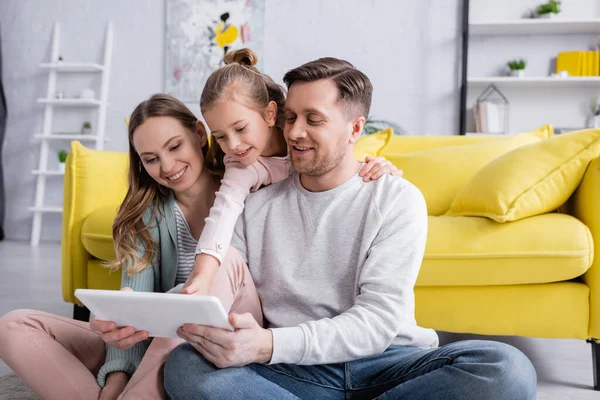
[535,0,561,18]
[588,98,600,129]
[507,59,527,78]
[57,149,68,173]
[81,121,92,135]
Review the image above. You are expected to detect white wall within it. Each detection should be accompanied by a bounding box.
[0,0,462,242]
[1,0,165,242]
[467,0,600,133]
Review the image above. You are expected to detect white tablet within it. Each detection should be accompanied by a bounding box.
[74,288,233,338]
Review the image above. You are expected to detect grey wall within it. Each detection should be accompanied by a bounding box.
[0,0,462,242]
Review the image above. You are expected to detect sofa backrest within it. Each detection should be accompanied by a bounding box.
[353,126,553,215]
[62,141,128,302]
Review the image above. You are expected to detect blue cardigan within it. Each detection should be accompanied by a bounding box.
[97,194,180,387]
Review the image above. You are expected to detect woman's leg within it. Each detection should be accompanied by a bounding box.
[119,247,263,399]
[0,309,105,400]
[117,338,184,400]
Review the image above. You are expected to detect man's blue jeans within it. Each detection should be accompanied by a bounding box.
[164,339,536,399]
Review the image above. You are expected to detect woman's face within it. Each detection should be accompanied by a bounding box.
[132,116,207,194]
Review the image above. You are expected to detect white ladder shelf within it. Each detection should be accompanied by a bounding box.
[30,21,114,246]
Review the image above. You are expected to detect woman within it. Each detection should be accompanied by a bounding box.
[0,94,263,400]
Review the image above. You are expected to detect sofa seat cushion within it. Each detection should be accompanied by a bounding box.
[81,205,119,261]
[416,213,593,286]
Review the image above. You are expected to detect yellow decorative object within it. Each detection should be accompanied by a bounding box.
[556,51,582,76]
[448,129,600,222]
[214,22,239,49]
[379,127,552,215]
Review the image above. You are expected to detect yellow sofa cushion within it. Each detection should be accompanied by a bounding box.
[448,128,600,222]
[379,124,553,154]
[353,129,391,160]
[381,129,550,215]
[81,205,119,261]
[87,259,121,290]
[416,214,593,286]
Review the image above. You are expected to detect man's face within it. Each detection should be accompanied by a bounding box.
[283,79,354,176]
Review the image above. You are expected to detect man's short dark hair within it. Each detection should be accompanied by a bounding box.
[283,57,372,119]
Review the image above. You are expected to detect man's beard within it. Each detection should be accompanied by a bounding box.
[291,137,346,177]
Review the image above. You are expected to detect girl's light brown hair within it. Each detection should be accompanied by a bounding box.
[200,48,286,166]
[111,93,223,276]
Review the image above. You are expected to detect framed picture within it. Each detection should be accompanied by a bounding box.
[165,0,265,102]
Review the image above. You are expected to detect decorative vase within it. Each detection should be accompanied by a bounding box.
[510,70,525,78]
[81,126,92,135]
[587,115,600,129]
[58,163,66,173]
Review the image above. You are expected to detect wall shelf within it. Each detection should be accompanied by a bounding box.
[39,62,104,72]
[28,206,63,213]
[32,170,65,176]
[36,98,102,106]
[33,134,110,141]
[470,18,600,36]
[468,76,600,87]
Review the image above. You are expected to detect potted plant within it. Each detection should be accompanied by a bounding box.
[363,117,406,135]
[507,59,527,78]
[81,121,92,135]
[536,0,561,18]
[588,98,600,129]
[58,149,68,173]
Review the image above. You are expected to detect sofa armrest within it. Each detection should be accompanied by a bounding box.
[61,141,128,303]
[570,156,600,338]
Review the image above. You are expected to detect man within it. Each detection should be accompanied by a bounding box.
[164,57,536,399]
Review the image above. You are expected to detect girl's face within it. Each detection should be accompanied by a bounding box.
[132,116,207,194]
[203,98,276,166]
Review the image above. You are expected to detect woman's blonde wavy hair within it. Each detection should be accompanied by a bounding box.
[110,94,224,276]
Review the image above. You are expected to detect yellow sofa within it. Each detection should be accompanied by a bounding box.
[62,131,600,389]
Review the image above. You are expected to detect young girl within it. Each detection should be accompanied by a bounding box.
[0,94,263,400]
[182,48,400,295]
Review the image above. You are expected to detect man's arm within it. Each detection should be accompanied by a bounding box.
[270,184,429,365]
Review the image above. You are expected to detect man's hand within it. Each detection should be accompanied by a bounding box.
[177,313,273,368]
[89,287,149,349]
[99,372,129,400]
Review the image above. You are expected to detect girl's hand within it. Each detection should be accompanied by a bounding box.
[181,253,220,295]
[360,156,403,181]
[99,372,129,400]
[181,272,211,296]
[89,287,149,349]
